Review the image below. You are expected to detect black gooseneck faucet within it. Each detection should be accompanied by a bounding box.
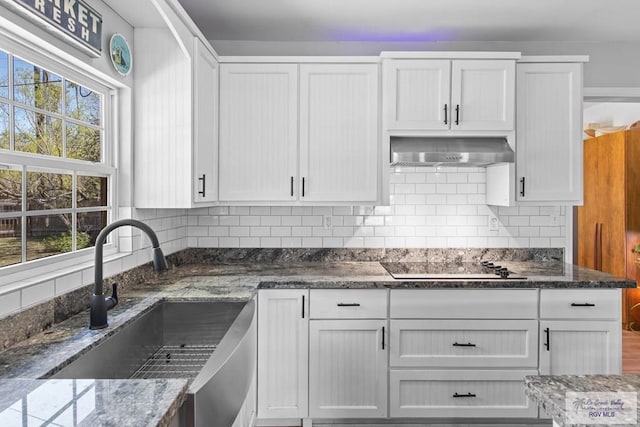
[90,219,168,329]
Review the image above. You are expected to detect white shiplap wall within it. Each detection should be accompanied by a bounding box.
[188,168,567,249]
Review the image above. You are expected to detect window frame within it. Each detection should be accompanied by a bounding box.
[0,32,118,276]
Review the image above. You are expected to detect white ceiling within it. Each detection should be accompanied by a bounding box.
[170,0,640,43]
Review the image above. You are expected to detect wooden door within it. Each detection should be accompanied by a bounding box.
[451,60,515,131]
[257,290,308,419]
[383,59,450,130]
[309,319,387,418]
[578,132,626,274]
[299,64,379,202]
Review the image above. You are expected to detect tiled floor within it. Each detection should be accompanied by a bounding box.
[623,330,640,373]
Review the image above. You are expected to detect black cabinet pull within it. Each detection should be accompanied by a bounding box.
[520,177,526,197]
[382,326,385,350]
[302,295,305,319]
[455,104,460,125]
[453,392,476,398]
[290,176,294,197]
[452,342,476,347]
[337,303,360,307]
[198,174,206,197]
[571,303,596,307]
[444,104,448,125]
[302,177,305,197]
[544,327,550,351]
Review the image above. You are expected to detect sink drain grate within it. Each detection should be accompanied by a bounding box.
[130,344,217,380]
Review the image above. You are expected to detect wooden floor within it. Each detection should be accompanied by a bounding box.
[623,330,640,373]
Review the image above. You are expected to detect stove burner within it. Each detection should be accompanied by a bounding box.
[380,261,527,280]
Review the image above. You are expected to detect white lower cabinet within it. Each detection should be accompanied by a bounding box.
[538,289,622,375]
[256,288,623,425]
[257,290,309,419]
[390,369,539,418]
[539,320,620,375]
[308,319,388,418]
[390,319,538,368]
[388,289,539,421]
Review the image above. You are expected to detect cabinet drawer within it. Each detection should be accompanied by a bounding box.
[310,289,387,319]
[540,289,620,320]
[390,289,538,319]
[390,369,538,418]
[390,319,538,368]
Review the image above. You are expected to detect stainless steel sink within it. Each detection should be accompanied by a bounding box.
[51,299,256,427]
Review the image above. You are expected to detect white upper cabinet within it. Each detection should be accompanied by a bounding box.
[451,60,515,131]
[219,64,298,202]
[193,39,219,203]
[299,64,379,202]
[516,62,583,203]
[384,59,515,132]
[384,60,451,130]
[219,61,380,205]
[134,30,219,208]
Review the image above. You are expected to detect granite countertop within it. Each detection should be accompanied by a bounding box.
[525,375,640,427]
[0,378,188,427]
[0,259,634,426]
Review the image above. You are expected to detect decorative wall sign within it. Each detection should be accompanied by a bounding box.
[9,0,103,57]
[109,33,131,76]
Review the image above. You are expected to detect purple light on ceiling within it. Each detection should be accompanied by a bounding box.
[331,29,456,42]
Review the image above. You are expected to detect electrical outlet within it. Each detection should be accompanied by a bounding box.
[323,214,332,230]
[551,214,560,226]
[488,215,500,231]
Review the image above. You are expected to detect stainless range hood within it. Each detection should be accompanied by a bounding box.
[390,136,514,167]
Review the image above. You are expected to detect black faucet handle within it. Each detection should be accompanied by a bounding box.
[105,282,118,310]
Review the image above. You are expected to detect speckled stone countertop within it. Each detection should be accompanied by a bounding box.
[525,375,640,426]
[0,256,634,426]
[0,378,188,427]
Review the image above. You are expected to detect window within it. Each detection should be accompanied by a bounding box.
[0,45,113,269]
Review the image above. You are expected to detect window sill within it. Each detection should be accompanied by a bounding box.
[0,249,130,296]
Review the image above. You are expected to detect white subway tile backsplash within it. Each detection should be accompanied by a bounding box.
[219,216,240,226]
[291,227,312,237]
[250,227,271,237]
[271,227,292,237]
[239,237,260,247]
[210,227,229,237]
[209,206,229,215]
[55,272,82,295]
[282,216,303,226]
[0,291,21,317]
[292,206,314,215]
[229,206,251,215]
[229,227,250,237]
[261,216,281,226]
[270,207,292,215]
[436,183,457,194]
[302,216,323,227]
[240,216,261,226]
[446,194,468,205]
[261,237,282,248]
[184,169,568,250]
[302,237,323,247]
[219,237,240,247]
[344,237,365,248]
[22,281,54,307]
[281,237,302,247]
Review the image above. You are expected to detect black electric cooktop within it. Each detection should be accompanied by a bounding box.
[380,261,527,280]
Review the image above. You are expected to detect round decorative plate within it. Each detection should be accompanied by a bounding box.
[109,33,132,76]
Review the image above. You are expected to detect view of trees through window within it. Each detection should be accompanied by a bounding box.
[0,49,110,268]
